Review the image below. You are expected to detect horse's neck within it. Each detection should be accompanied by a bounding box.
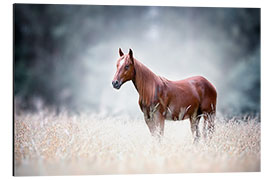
[132,59,160,107]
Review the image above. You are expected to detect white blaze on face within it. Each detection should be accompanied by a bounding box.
[119,57,126,68]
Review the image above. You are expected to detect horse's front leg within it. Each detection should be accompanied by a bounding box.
[144,111,165,137]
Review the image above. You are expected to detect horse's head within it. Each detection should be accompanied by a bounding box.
[112,48,135,89]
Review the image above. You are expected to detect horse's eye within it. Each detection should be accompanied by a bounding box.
[125,65,129,70]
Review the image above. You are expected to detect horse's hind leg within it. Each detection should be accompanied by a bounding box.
[203,112,215,139]
[208,113,215,136]
[201,100,216,139]
[203,117,208,139]
[190,115,201,143]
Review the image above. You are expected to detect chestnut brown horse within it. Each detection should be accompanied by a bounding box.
[112,48,217,142]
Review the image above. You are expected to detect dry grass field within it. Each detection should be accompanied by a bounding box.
[14,111,260,175]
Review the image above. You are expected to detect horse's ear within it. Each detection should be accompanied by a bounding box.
[129,48,133,62]
[119,48,124,57]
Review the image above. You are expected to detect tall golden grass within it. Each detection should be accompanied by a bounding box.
[14,111,260,175]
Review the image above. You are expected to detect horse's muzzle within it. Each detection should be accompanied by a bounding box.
[112,80,121,89]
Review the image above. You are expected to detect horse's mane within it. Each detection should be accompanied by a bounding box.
[132,59,165,107]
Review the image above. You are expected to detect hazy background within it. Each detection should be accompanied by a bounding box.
[14,4,260,117]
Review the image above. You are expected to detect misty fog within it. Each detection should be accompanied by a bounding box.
[14,5,260,117]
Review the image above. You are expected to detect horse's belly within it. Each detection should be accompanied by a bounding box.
[164,105,190,121]
[165,116,189,121]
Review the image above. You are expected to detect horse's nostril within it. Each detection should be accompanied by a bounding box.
[112,80,120,88]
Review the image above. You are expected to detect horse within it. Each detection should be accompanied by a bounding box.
[112,48,217,142]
